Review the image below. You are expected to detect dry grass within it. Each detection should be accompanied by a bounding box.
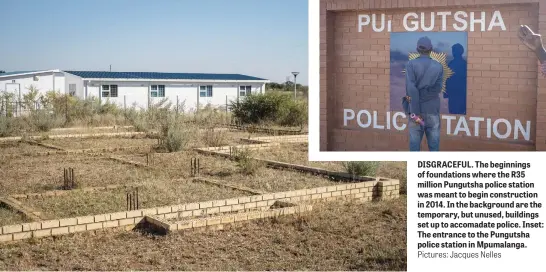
[0,154,164,195]
[377,161,407,194]
[195,130,269,147]
[251,143,407,194]
[37,130,264,151]
[0,206,30,226]
[111,149,201,168]
[111,150,338,192]
[37,126,135,136]
[200,155,338,192]
[0,197,406,271]
[20,182,250,218]
[252,143,407,194]
[253,143,345,171]
[0,131,407,271]
[0,141,52,155]
[41,137,158,150]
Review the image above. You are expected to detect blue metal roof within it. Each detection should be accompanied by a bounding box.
[64,71,267,81]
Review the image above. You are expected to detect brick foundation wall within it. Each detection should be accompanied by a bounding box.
[245,135,308,143]
[320,0,545,151]
[0,179,399,243]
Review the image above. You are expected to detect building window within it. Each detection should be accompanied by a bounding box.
[102,85,109,97]
[151,85,165,97]
[158,85,165,97]
[199,85,213,97]
[111,85,118,97]
[239,86,252,96]
[101,85,118,98]
[69,84,76,96]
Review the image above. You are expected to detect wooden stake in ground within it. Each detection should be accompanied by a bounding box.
[63,168,76,190]
[190,157,200,177]
[146,153,154,166]
[126,188,140,211]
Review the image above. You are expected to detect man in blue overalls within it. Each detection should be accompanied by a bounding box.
[405,37,445,151]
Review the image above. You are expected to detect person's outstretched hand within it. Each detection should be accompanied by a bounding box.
[518,25,546,62]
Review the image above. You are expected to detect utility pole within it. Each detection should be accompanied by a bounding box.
[291,72,299,100]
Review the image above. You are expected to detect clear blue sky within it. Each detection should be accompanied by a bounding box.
[1,0,308,84]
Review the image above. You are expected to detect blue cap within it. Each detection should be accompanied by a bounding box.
[417,36,433,51]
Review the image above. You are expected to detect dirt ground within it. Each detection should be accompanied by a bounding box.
[0,197,407,271]
[20,181,250,218]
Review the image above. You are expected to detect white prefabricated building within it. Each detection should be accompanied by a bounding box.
[0,69,269,111]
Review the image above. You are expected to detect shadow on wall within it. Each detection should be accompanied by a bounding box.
[444,43,467,115]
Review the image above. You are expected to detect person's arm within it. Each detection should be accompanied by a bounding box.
[538,44,546,62]
[406,62,420,115]
[539,46,546,77]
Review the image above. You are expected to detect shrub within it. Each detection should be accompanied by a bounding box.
[162,125,188,152]
[38,91,125,127]
[278,99,308,127]
[0,116,15,137]
[29,110,65,132]
[158,115,191,152]
[202,127,228,147]
[342,161,380,177]
[229,91,307,127]
[194,104,230,127]
[233,148,264,175]
[127,109,151,132]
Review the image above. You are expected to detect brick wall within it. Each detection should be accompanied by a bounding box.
[0,179,400,243]
[320,0,545,151]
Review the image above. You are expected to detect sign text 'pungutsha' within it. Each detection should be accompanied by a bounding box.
[358,11,506,32]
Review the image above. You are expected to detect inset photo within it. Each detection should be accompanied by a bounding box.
[315,0,544,153]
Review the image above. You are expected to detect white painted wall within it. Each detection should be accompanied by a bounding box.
[0,71,267,110]
[0,72,66,99]
[163,84,199,112]
[197,83,237,108]
[86,84,100,100]
[197,83,265,109]
[64,72,84,97]
[116,83,148,109]
[86,81,147,109]
[53,72,65,93]
[83,81,266,111]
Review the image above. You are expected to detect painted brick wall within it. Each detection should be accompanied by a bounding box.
[320,0,545,151]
